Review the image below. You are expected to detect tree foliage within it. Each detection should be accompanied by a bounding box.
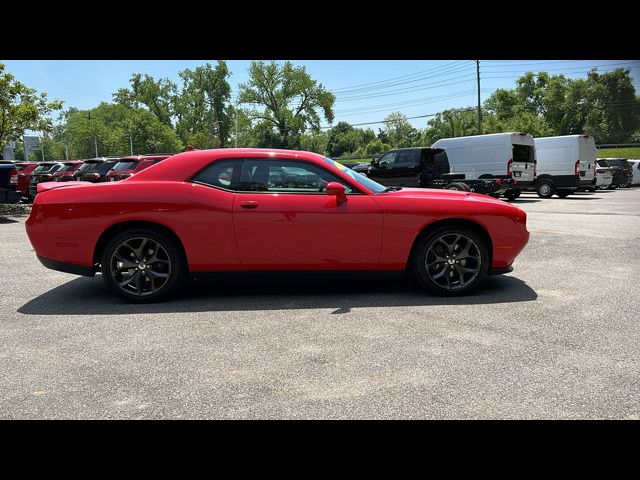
[175,62,233,148]
[238,61,335,149]
[62,103,183,159]
[0,62,63,153]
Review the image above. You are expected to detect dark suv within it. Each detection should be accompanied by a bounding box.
[598,158,632,188]
[73,158,120,183]
[28,162,64,200]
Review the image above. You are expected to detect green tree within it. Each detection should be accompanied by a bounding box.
[421,108,478,145]
[0,62,63,155]
[357,138,391,155]
[300,131,329,154]
[382,112,420,148]
[64,103,183,159]
[176,62,233,147]
[114,73,177,127]
[582,68,640,143]
[238,61,335,149]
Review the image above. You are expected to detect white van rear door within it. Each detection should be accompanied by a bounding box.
[511,142,535,183]
[579,136,596,181]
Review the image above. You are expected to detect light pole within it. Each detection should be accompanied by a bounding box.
[128,131,133,155]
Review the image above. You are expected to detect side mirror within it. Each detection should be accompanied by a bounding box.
[326,181,347,204]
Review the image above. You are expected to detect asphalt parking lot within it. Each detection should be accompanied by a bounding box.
[1,188,639,419]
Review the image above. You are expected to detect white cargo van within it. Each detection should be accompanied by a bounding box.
[533,135,597,198]
[431,132,536,200]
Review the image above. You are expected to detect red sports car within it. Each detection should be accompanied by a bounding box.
[25,148,529,302]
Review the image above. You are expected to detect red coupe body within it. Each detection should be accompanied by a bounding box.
[26,149,529,297]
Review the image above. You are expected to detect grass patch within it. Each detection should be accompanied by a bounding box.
[0,202,31,218]
[597,147,640,159]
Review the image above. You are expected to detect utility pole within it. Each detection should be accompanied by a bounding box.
[94,137,98,157]
[41,138,45,161]
[129,131,133,155]
[476,60,482,135]
[65,144,69,161]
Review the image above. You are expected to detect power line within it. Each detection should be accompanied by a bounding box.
[329,60,467,94]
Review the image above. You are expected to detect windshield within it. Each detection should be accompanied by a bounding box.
[97,161,119,173]
[33,164,54,174]
[77,162,98,172]
[597,159,609,167]
[112,160,138,171]
[59,164,80,172]
[605,159,629,168]
[322,157,387,193]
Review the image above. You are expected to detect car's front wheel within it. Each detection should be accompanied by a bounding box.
[412,226,489,296]
[101,229,187,302]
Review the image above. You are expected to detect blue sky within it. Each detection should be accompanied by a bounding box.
[2,59,639,133]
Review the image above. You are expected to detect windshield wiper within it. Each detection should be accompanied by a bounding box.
[382,186,403,192]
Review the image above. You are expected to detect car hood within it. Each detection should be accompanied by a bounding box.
[378,187,500,201]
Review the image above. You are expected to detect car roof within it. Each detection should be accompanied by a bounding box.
[130,148,330,183]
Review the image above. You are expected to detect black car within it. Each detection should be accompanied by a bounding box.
[73,157,120,183]
[0,162,20,204]
[28,162,63,200]
[598,158,632,188]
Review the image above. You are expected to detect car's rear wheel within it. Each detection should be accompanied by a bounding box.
[101,229,186,302]
[412,226,489,296]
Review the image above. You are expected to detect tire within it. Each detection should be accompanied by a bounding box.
[447,182,471,192]
[411,226,489,296]
[555,190,571,198]
[504,189,521,201]
[536,180,555,198]
[101,228,187,303]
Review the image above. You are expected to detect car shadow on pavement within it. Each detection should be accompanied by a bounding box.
[18,273,537,316]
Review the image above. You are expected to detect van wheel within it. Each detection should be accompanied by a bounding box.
[412,226,489,296]
[101,228,187,303]
[536,181,554,198]
[447,182,470,192]
[555,190,571,198]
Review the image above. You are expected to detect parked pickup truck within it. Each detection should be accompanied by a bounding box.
[349,147,514,197]
[0,162,20,204]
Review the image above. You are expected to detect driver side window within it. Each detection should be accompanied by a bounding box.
[379,152,397,166]
[237,159,353,193]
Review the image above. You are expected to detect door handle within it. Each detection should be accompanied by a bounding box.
[240,201,259,209]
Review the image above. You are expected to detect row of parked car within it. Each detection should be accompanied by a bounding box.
[344,133,639,199]
[2,135,639,205]
[0,154,171,203]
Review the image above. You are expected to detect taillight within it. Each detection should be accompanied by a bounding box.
[575,160,580,176]
[507,159,513,177]
[596,169,606,174]
[9,168,18,184]
[495,179,502,186]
